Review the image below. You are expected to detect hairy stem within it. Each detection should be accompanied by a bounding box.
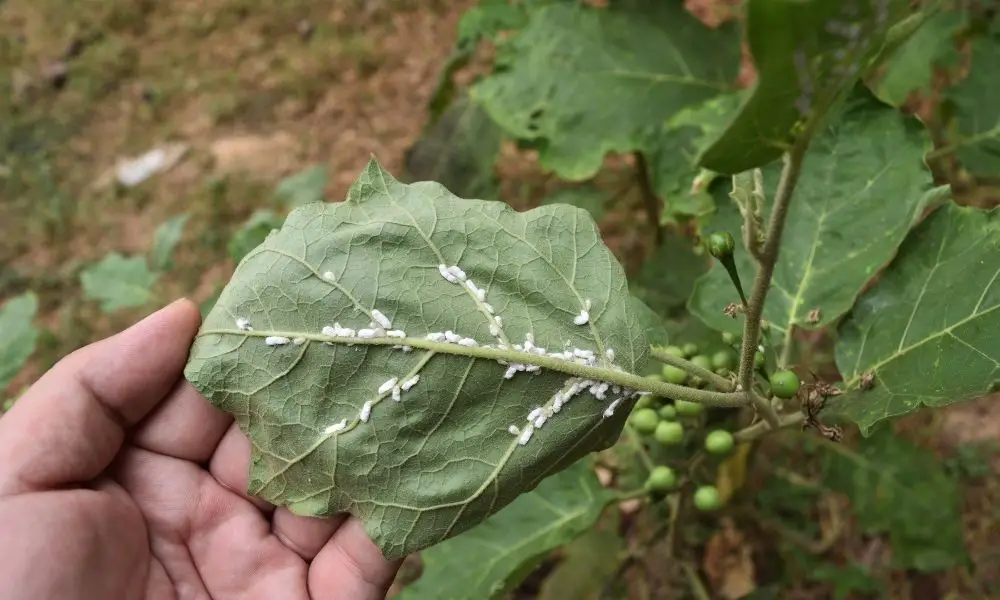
[649,346,735,391]
[736,143,809,429]
[634,152,663,246]
[732,411,804,443]
[778,325,795,368]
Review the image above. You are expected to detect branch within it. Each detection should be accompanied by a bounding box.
[649,346,735,391]
[732,411,804,443]
[736,142,810,429]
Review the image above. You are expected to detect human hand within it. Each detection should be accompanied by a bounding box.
[0,299,401,599]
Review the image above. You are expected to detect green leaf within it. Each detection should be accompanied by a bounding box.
[698,0,909,174]
[537,526,624,600]
[185,158,662,558]
[821,429,966,571]
[227,209,284,264]
[940,15,1000,180]
[149,213,190,272]
[471,0,740,180]
[541,187,606,221]
[631,230,710,320]
[689,98,939,339]
[80,253,158,314]
[404,95,501,201]
[275,165,327,208]
[397,460,615,600]
[0,293,39,391]
[866,8,964,108]
[828,203,999,434]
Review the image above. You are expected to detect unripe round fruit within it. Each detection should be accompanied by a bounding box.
[691,355,712,372]
[658,404,677,420]
[754,351,765,370]
[707,231,736,259]
[711,350,735,371]
[693,485,723,511]
[682,343,699,358]
[662,365,688,385]
[654,420,684,445]
[646,465,677,492]
[674,399,704,417]
[770,370,801,399]
[663,345,685,358]
[631,408,660,434]
[722,332,737,345]
[646,373,663,382]
[635,395,654,410]
[704,430,735,455]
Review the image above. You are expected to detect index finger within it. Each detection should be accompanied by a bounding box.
[0,298,201,496]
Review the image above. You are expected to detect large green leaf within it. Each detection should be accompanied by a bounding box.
[828,203,999,434]
[940,15,1000,180]
[275,165,327,208]
[80,253,158,314]
[471,0,740,181]
[689,98,938,339]
[631,229,710,320]
[821,429,966,570]
[397,460,615,600]
[150,213,190,272]
[698,0,909,174]
[541,187,607,221]
[185,158,663,558]
[0,293,39,391]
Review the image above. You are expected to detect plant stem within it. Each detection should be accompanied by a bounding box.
[649,346,734,391]
[732,411,804,443]
[625,423,656,472]
[736,142,809,429]
[779,325,795,368]
[634,152,663,246]
[719,256,749,307]
[681,562,711,600]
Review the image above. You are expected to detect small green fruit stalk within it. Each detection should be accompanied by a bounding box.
[707,231,748,307]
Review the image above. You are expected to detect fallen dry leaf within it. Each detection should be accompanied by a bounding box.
[703,518,757,600]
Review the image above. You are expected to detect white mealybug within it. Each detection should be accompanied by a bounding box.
[494,315,503,328]
[265,336,290,346]
[371,309,392,329]
[401,345,413,352]
[503,366,518,379]
[322,271,336,282]
[292,337,306,345]
[518,426,534,446]
[387,329,406,338]
[524,364,541,373]
[447,265,467,281]
[426,332,447,342]
[321,326,337,337]
[524,338,535,352]
[552,397,563,413]
[438,264,458,283]
[476,288,486,301]
[444,330,461,343]
[357,328,379,339]
[464,280,479,295]
[605,348,615,361]
[339,326,356,337]
[401,375,420,391]
[482,302,494,314]
[533,414,547,429]
[527,407,543,421]
[378,377,399,395]
[359,401,373,423]
[324,419,347,435]
[489,324,500,337]
[458,337,478,347]
[573,348,594,359]
[573,310,590,326]
[391,386,401,402]
[602,398,621,418]
[508,424,521,436]
[235,317,252,331]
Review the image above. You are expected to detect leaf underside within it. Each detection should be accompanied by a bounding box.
[396,459,614,600]
[828,202,999,434]
[184,158,659,558]
[689,97,937,338]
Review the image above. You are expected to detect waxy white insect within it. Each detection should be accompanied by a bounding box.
[324,419,347,435]
[533,414,547,429]
[322,271,337,282]
[508,424,521,436]
[387,329,406,338]
[292,337,306,345]
[321,326,337,337]
[357,328,381,339]
[494,315,503,328]
[527,407,543,422]
[464,280,479,295]
[447,265,467,281]
[573,310,590,326]
[235,317,253,331]
[503,366,519,379]
[458,337,478,347]
[401,345,413,352]
[444,330,461,343]
[518,426,534,446]
[426,332,447,342]
[391,386,401,402]
[603,398,622,418]
[438,264,458,283]
[489,324,500,337]
[359,401,373,423]
[265,336,291,346]
[378,377,399,395]
[401,375,420,391]
[605,348,615,361]
[371,309,392,329]
[475,288,486,301]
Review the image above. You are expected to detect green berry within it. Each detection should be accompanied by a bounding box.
[691,355,712,372]
[662,365,688,385]
[630,408,660,434]
[770,370,801,399]
[658,404,677,420]
[721,332,737,345]
[646,373,663,382]
[635,395,654,410]
[693,485,723,511]
[754,351,765,370]
[704,430,735,455]
[646,465,678,492]
[711,350,735,371]
[674,399,704,417]
[654,420,685,445]
[663,345,685,358]
[682,343,699,358]
[707,231,736,259]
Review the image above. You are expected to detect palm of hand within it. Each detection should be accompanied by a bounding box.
[0,300,399,600]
